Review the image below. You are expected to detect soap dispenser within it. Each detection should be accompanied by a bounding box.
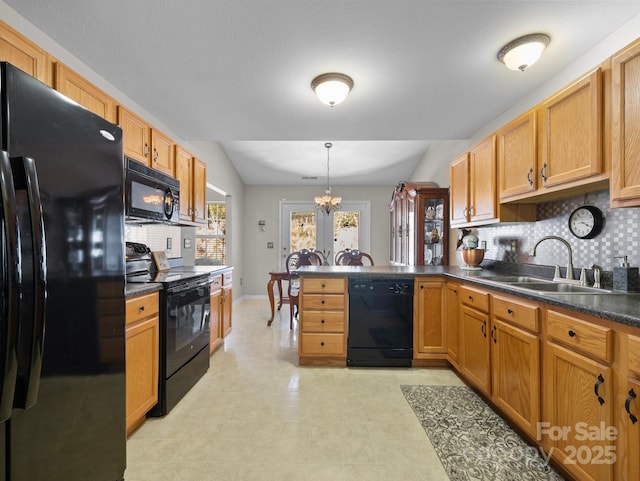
[613,256,640,292]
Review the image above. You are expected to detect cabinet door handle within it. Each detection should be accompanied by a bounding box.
[481,320,487,338]
[568,330,576,337]
[153,148,159,163]
[625,389,638,424]
[527,167,533,187]
[144,143,150,158]
[490,325,497,344]
[540,162,548,183]
[594,374,605,405]
[463,207,468,217]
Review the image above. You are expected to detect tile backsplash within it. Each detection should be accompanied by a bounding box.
[471,190,640,272]
[125,223,182,258]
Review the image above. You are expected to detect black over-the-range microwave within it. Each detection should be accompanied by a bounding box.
[125,156,180,223]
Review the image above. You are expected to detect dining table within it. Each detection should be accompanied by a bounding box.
[266,271,291,326]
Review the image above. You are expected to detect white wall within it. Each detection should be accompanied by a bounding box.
[243,185,393,296]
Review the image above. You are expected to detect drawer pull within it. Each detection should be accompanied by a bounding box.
[321,300,325,305]
[321,319,325,324]
[625,389,638,424]
[321,283,326,288]
[507,308,513,314]
[320,342,325,346]
[138,305,145,312]
[568,330,576,337]
[594,374,605,405]
[468,295,473,301]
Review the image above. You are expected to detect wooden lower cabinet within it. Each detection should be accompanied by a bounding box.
[209,274,223,354]
[491,294,541,440]
[459,285,491,396]
[445,282,460,367]
[460,304,491,396]
[125,292,159,436]
[298,276,347,365]
[414,278,446,359]
[544,342,613,481]
[221,270,233,337]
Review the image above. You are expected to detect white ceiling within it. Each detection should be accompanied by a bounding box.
[5,0,639,186]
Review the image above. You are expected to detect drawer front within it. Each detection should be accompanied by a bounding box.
[628,334,640,375]
[459,285,490,312]
[300,333,345,356]
[302,277,346,294]
[492,294,540,333]
[223,271,232,287]
[210,275,223,291]
[547,309,612,363]
[301,294,345,311]
[301,310,345,333]
[126,292,159,326]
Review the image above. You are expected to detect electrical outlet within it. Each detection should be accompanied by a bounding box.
[267,242,274,249]
[166,237,172,249]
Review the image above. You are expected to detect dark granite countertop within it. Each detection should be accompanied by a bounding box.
[125,283,163,298]
[297,265,640,329]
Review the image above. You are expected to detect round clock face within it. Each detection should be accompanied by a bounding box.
[568,206,603,239]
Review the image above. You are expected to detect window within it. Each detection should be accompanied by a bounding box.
[196,202,226,265]
[280,201,370,268]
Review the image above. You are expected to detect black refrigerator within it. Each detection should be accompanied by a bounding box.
[0,63,126,481]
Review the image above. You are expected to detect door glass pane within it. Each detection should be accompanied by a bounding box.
[333,211,359,255]
[290,211,316,252]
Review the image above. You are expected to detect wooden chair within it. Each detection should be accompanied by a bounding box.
[336,249,374,266]
[334,248,352,265]
[285,249,323,328]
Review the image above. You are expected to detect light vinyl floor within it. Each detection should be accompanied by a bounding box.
[125,298,464,481]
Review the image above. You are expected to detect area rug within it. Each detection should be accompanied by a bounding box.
[401,385,564,481]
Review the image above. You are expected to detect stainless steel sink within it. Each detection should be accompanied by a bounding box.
[508,282,615,295]
[483,275,549,284]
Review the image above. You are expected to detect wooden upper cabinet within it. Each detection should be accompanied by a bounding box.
[0,21,50,85]
[469,135,497,223]
[497,110,537,200]
[118,106,151,165]
[538,68,603,188]
[610,38,640,206]
[150,129,174,176]
[449,153,469,226]
[175,145,194,221]
[54,62,116,123]
[174,146,207,224]
[193,157,207,224]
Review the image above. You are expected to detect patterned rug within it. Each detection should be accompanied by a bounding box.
[401,385,565,481]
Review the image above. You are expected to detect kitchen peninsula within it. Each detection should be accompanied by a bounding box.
[297,263,640,481]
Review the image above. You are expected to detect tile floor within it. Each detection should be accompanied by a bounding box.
[125,298,465,481]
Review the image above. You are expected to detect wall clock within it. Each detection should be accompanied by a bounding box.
[568,205,604,239]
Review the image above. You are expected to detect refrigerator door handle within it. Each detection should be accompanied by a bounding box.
[11,156,47,409]
[0,151,21,422]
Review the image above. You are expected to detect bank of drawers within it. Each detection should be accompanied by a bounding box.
[299,277,347,358]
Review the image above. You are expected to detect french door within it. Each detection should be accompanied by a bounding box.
[279,201,370,268]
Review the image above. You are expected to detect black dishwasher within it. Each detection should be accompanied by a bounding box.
[347,278,414,367]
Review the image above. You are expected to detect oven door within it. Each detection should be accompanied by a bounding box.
[165,278,210,377]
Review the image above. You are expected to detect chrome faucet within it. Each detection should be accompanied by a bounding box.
[591,263,602,289]
[529,235,574,280]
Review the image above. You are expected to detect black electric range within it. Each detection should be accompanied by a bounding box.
[125,242,212,416]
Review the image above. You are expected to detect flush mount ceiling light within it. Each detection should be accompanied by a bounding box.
[314,142,341,214]
[498,33,551,71]
[311,72,354,107]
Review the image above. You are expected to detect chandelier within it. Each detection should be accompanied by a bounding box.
[314,142,341,215]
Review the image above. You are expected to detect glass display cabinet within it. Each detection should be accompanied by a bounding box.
[389,182,449,266]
